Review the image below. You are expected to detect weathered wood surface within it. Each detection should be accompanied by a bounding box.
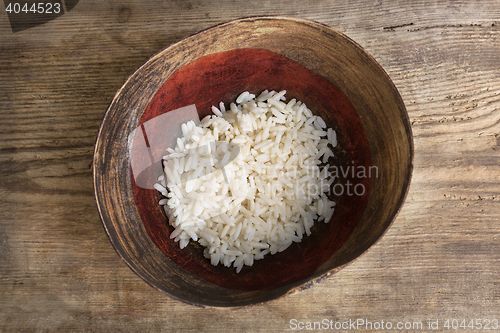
[1,0,499,331]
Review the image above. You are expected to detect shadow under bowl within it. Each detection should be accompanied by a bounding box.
[93,16,413,307]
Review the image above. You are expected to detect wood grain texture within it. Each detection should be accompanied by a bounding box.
[1,0,499,330]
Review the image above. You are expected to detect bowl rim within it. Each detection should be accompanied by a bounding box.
[92,15,415,307]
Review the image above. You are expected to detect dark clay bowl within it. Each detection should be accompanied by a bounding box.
[93,16,413,307]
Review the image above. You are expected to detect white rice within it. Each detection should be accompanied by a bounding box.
[156,90,338,273]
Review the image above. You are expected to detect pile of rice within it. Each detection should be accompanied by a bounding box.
[154,90,338,273]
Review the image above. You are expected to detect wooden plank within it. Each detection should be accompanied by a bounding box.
[1,0,499,331]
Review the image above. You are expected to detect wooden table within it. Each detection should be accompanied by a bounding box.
[1,0,499,331]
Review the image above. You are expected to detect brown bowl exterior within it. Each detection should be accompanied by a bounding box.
[93,16,413,307]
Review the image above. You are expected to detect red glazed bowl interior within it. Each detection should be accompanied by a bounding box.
[132,48,372,291]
